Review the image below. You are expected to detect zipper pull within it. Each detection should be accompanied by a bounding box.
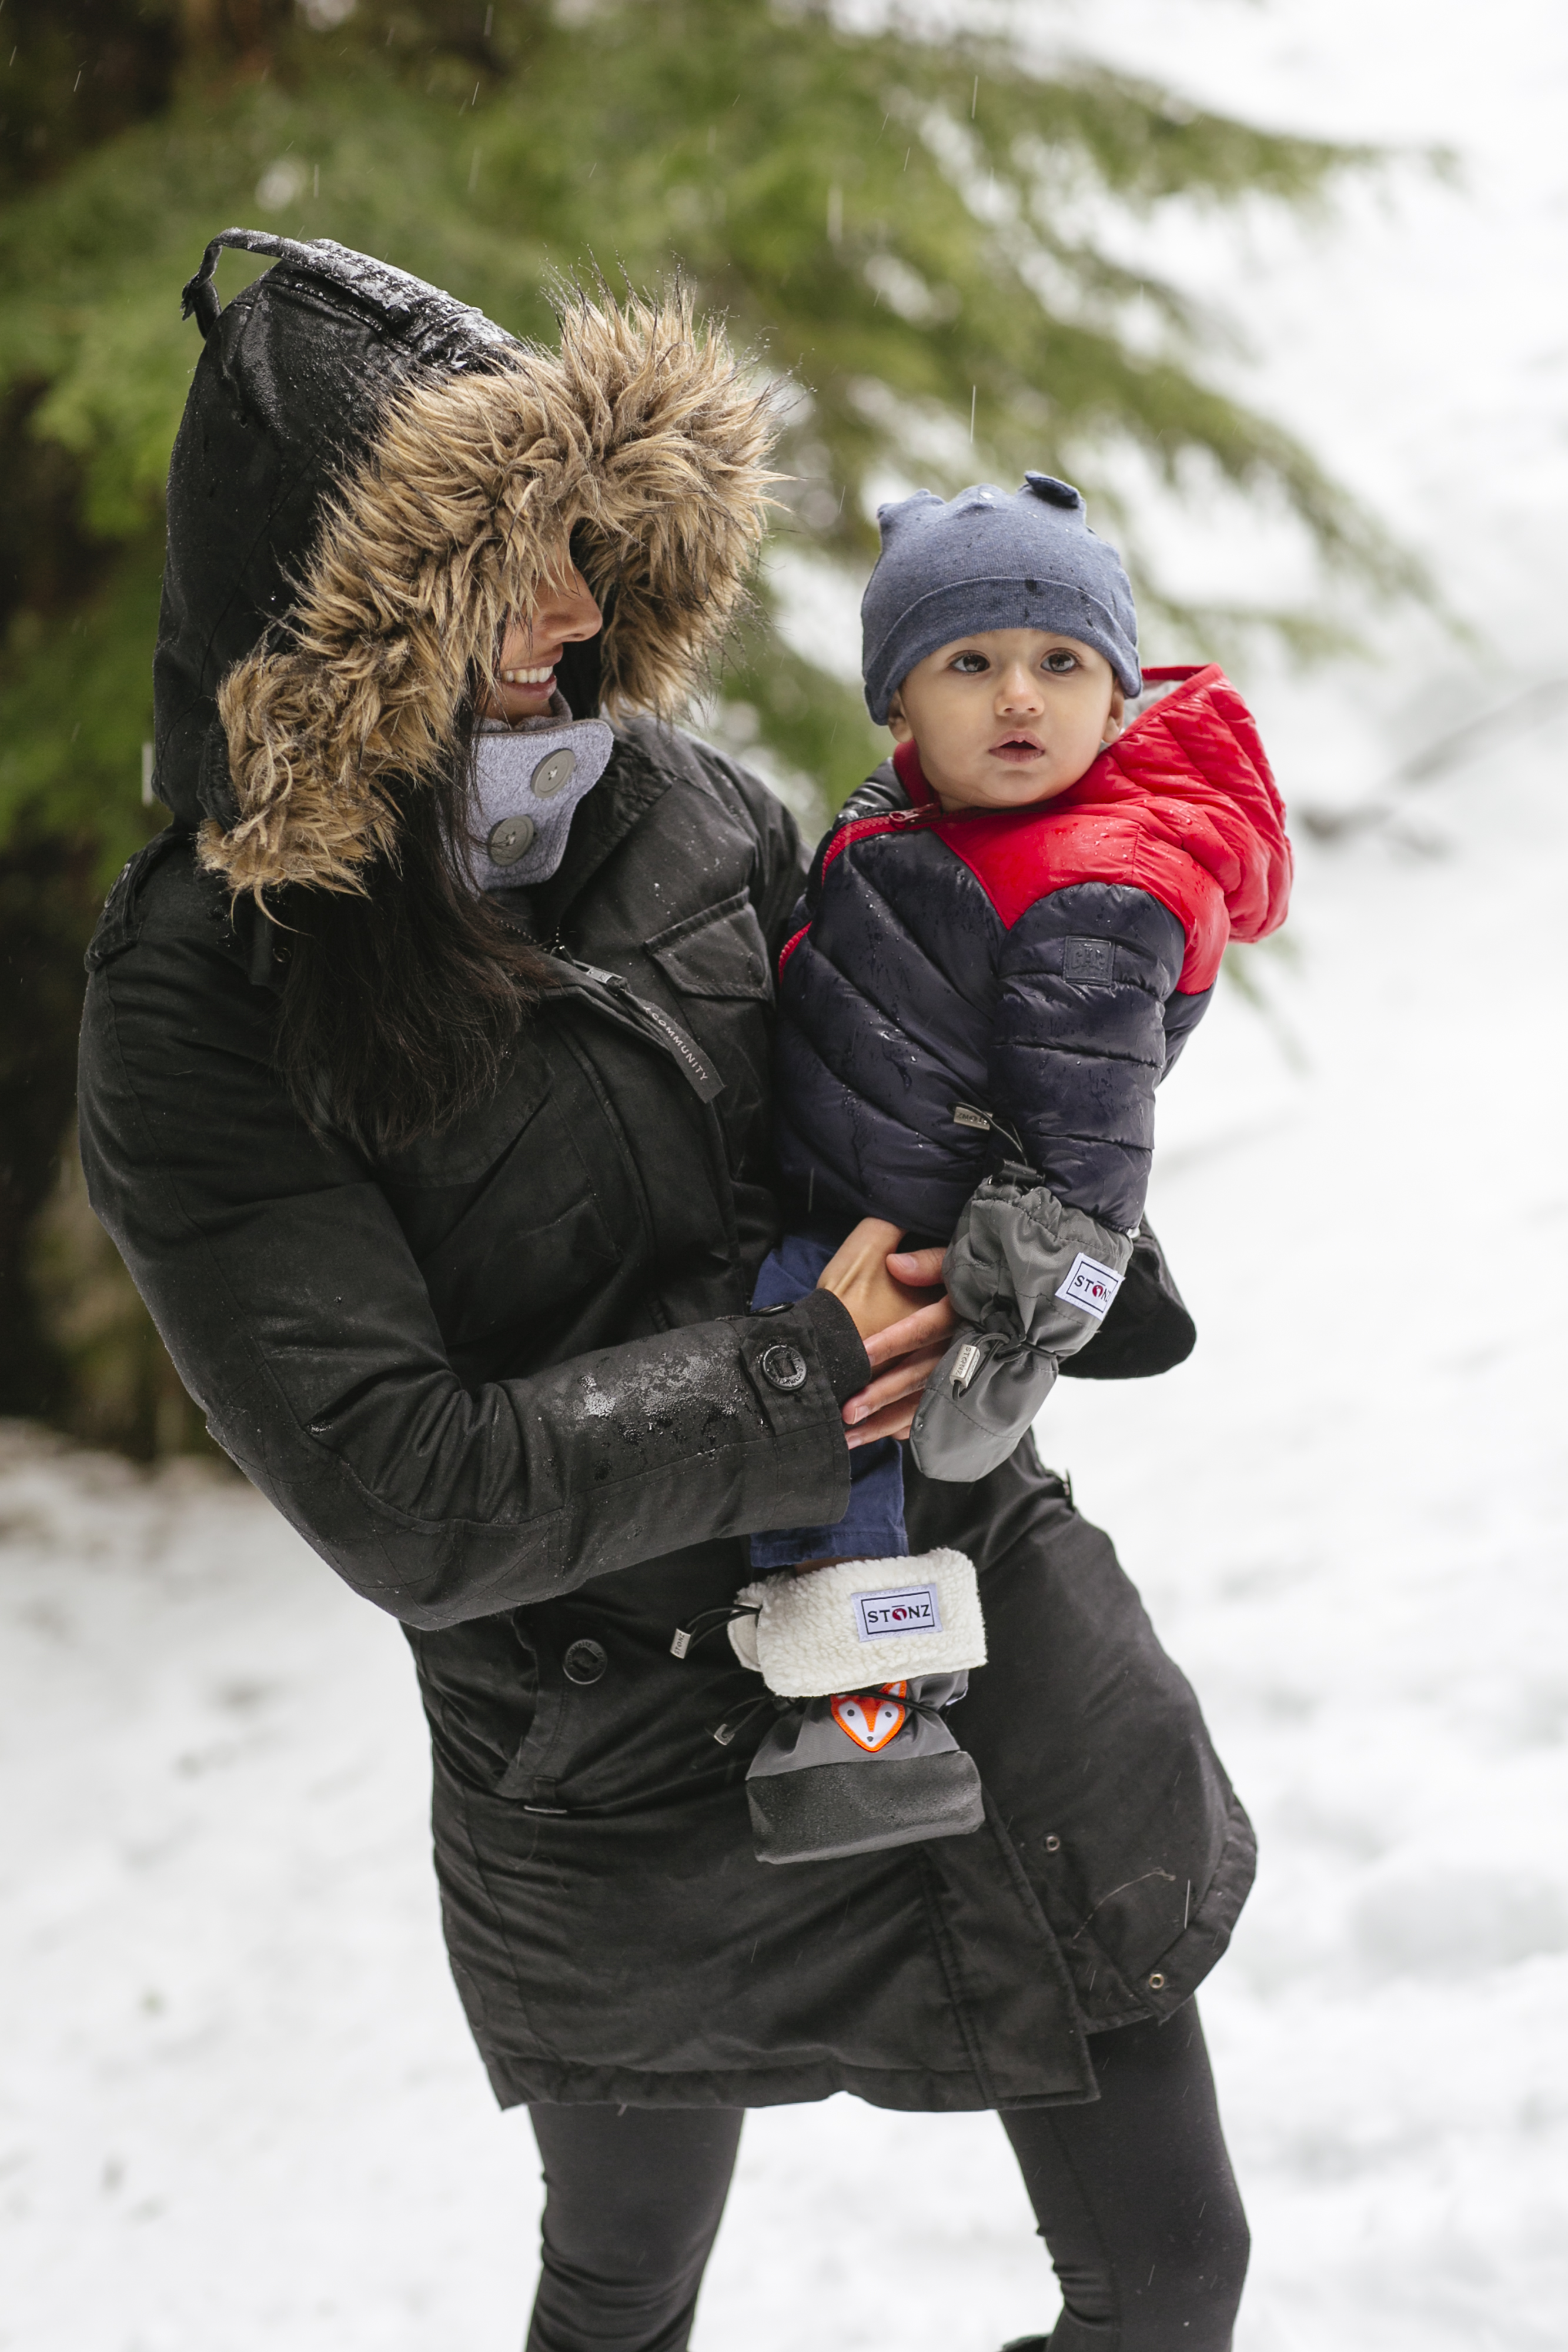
[952,1101,1029,1162]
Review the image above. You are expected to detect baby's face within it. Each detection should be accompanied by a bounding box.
[888,628,1123,814]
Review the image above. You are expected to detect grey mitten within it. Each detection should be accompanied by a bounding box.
[910,1177,1134,1481]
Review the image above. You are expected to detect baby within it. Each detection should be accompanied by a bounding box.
[720,475,1290,1865]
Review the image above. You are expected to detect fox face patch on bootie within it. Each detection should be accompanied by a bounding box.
[830,1683,910,1753]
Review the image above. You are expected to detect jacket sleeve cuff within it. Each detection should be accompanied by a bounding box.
[793,1287,872,1404]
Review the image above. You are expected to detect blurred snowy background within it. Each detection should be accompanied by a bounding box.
[2,1,1566,2347]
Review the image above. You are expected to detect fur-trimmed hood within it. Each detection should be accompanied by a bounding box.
[153,232,778,894]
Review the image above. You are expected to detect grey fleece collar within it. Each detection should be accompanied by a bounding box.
[460,706,616,890]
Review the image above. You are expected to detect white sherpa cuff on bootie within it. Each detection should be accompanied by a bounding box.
[727,1549,985,1695]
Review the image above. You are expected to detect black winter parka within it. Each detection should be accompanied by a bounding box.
[76,233,1253,2111]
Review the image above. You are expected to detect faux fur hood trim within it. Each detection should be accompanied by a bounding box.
[201,287,780,894]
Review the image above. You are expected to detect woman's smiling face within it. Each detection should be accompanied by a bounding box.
[887,627,1124,813]
[482,566,603,723]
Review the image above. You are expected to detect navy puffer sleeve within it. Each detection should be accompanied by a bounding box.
[989,881,1188,1232]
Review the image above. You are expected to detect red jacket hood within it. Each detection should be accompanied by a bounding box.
[892,664,1292,994]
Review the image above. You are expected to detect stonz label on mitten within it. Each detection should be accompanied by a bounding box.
[853,1584,943,1641]
[1055,1251,1124,1320]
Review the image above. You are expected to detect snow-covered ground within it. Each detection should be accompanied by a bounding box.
[4,4,1566,2347]
[9,739,1562,2352]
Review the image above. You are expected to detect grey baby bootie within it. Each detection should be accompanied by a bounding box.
[726,1550,988,1866]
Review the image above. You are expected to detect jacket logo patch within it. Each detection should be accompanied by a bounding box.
[853,1584,942,1641]
[1056,1252,1124,1320]
[1064,936,1116,981]
[831,1682,910,1752]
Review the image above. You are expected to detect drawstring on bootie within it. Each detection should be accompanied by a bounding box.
[710,1692,791,1746]
[670,1603,760,1661]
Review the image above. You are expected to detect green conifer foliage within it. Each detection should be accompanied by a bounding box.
[0,0,1405,1447]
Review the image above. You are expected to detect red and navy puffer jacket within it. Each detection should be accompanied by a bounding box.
[774,665,1292,1240]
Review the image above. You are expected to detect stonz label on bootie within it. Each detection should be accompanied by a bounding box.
[852,1584,944,1642]
[1055,1251,1124,1320]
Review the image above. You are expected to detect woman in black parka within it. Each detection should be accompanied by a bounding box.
[79,232,1256,2352]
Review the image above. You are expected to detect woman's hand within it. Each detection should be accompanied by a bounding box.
[828,1240,956,1448]
[814,1217,935,1340]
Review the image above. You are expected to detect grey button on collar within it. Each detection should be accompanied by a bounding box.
[760,1342,808,1393]
[531,747,577,799]
[488,813,537,866]
[466,717,613,888]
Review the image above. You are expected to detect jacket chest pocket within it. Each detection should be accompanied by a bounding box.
[644,891,773,1152]
[645,890,772,1004]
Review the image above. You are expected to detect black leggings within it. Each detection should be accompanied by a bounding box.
[524,2005,1248,2352]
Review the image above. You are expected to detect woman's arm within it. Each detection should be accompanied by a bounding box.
[78,858,867,1633]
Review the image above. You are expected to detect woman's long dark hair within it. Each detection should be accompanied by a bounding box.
[269,610,604,1155]
[270,724,550,1157]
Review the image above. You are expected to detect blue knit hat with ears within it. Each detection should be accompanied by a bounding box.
[860,473,1141,721]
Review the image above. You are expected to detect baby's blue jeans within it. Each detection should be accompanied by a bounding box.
[748,1232,910,1571]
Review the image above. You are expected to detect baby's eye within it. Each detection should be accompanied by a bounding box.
[950,651,989,674]
[1042,649,1079,674]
